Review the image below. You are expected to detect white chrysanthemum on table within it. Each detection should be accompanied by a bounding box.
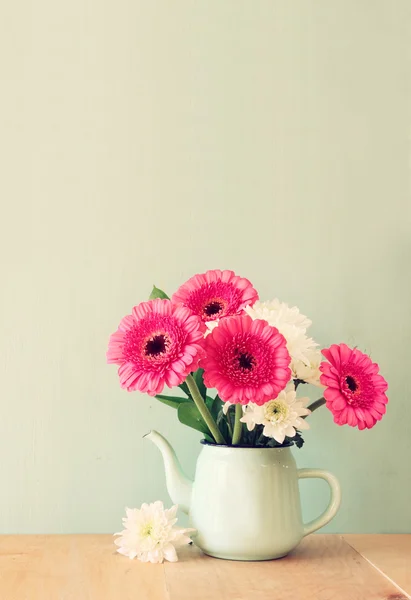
[245,300,319,368]
[115,502,195,563]
[240,388,311,444]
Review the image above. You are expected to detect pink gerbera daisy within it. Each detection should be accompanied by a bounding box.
[172,269,258,323]
[200,314,291,405]
[320,343,388,430]
[107,299,205,396]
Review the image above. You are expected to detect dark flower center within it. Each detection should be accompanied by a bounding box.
[145,335,167,357]
[204,301,224,317]
[345,375,358,392]
[238,352,255,371]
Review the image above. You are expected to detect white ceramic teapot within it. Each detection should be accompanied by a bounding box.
[145,430,341,561]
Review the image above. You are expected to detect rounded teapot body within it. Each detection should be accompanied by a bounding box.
[189,444,303,561]
[144,431,341,562]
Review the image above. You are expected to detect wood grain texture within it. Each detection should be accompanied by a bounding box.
[0,534,409,600]
[165,535,406,600]
[0,535,167,600]
[344,534,411,598]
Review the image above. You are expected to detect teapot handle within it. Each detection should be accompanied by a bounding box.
[298,468,341,537]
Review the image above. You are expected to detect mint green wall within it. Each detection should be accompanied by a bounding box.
[1,1,410,534]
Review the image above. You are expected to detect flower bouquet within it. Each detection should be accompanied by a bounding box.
[108,269,388,560]
[108,269,388,447]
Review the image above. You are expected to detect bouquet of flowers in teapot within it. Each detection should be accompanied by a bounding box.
[108,269,389,562]
[107,269,388,448]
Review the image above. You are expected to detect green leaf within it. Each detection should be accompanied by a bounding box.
[193,368,206,399]
[149,285,170,300]
[177,403,211,436]
[155,395,191,409]
[291,431,305,449]
[207,395,224,420]
[178,381,191,397]
[178,370,207,400]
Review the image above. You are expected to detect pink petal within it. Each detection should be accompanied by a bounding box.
[347,407,357,427]
[320,374,340,388]
[132,301,152,320]
[364,411,376,428]
[323,345,341,367]
[339,343,352,364]
[324,388,344,403]
[118,315,135,332]
[164,369,182,387]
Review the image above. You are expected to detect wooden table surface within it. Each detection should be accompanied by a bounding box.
[0,534,409,600]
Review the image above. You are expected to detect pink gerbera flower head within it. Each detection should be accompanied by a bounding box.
[200,314,291,406]
[171,269,258,324]
[107,299,205,396]
[320,343,388,430]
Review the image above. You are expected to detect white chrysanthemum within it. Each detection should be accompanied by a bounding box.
[205,320,219,337]
[240,388,311,444]
[245,300,318,368]
[222,401,232,415]
[115,502,195,563]
[292,348,324,387]
[223,401,247,415]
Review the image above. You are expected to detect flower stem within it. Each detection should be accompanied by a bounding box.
[232,405,243,446]
[226,406,233,440]
[185,374,226,445]
[307,397,326,415]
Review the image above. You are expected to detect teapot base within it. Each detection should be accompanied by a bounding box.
[199,547,291,561]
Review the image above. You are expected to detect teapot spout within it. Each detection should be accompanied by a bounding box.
[144,430,192,514]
